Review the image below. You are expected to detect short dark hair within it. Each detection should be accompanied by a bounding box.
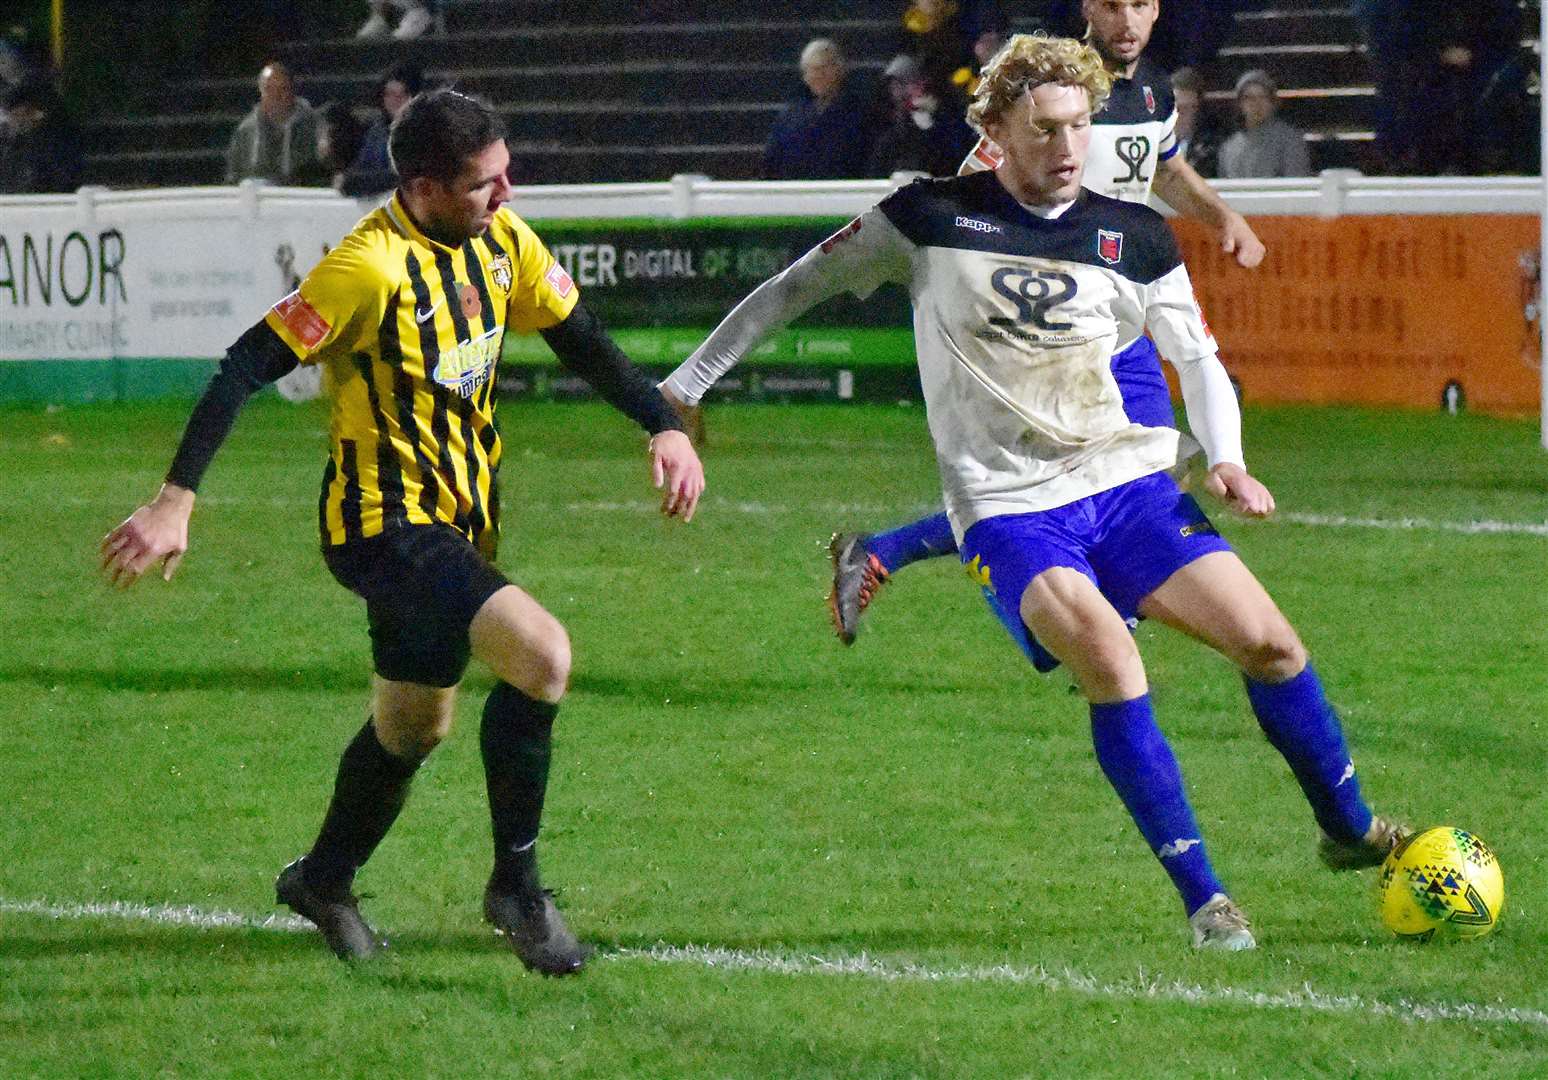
[389,87,505,185]
[379,62,426,102]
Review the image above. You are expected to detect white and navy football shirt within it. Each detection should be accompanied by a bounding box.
[664,172,1240,541]
[962,57,1179,205]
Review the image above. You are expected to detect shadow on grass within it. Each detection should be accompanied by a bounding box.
[0,660,366,694]
[570,671,977,706]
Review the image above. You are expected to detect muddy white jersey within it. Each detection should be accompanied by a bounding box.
[664,172,1238,540]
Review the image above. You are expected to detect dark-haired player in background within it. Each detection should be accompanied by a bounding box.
[102,89,704,974]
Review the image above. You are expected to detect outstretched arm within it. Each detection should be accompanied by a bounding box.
[662,210,911,406]
[1153,154,1266,269]
[101,322,298,586]
[541,301,705,521]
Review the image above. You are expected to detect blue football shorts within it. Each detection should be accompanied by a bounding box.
[959,471,1233,672]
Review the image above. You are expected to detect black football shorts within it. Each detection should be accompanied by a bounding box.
[324,523,511,687]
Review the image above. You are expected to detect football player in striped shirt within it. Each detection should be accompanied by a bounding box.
[102,89,705,972]
[821,0,1266,652]
[662,35,1405,948]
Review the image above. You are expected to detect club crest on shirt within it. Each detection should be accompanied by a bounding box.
[458,282,482,320]
[489,252,513,292]
[1097,229,1124,266]
[1144,85,1156,114]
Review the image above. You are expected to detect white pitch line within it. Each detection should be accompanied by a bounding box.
[1274,512,1548,538]
[4,896,1546,1033]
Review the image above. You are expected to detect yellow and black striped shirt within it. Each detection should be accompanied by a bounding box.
[264,194,577,552]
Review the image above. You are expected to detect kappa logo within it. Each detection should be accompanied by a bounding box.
[1158,838,1201,859]
[1336,762,1355,787]
[1097,229,1124,265]
[955,215,1002,235]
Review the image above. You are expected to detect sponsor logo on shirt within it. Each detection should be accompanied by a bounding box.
[1097,229,1124,265]
[819,217,863,254]
[955,216,1002,235]
[272,290,330,350]
[545,260,575,298]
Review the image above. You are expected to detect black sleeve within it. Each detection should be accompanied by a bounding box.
[165,321,299,492]
[538,301,684,436]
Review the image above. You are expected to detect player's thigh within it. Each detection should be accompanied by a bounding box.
[469,584,571,703]
[1137,550,1307,679]
[372,675,458,758]
[1020,567,1147,702]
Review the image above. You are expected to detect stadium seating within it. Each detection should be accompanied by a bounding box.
[80,0,1417,188]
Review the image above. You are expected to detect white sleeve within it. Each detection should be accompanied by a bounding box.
[1157,105,1179,162]
[1146,264,1244,468]
[661,208,913,405]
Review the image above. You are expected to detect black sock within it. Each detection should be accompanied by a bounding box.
[303,719,423,895]
[481,682,558,897]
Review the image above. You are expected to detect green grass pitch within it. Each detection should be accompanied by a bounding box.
[2,397,1545,1078]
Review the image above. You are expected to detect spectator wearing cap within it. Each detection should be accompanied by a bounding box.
[763,39,878,180]
[1217,69,1311,179]
[867,54,975,178]
[0,80,83,193]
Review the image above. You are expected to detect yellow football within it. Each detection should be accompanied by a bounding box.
[1377,827,1503,941]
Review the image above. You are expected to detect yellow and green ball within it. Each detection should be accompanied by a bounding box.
[1377,827,1503,941]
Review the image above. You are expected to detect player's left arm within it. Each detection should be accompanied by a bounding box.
[1152,153,1266,270]
[1143,261,1274,518]
[539,302,704,522]
[502,212,703,521]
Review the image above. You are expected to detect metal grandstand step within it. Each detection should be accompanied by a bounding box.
[84,0,1398,189]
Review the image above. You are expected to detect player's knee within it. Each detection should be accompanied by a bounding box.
[525,624,571,704]
[375,702,454,759]
[1069,629,1146,700]
[1237,622,1307,683]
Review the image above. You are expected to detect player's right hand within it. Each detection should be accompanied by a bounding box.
[100,484,195,588]
[659,384,705,448]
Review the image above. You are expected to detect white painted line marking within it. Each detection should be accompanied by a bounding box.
[5,896,1545,1032]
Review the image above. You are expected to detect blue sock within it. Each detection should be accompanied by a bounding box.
[864,511,958,573]
[1091,696,1225,915]
[1244,665,1374,843]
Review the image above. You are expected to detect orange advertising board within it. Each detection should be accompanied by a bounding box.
[1171,215,1541,416]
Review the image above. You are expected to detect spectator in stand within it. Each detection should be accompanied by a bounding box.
[764,39,878,180]
[867,54,976,178]
[901,0,1007,103]
[1407,0,1530,175]
[340,62,425,197]
[224,60,320,185]
[0,80,83,194]
[1171,66,1223,179]
[357,0,433,41]
[1217,68,1311,179]
[293,101,368,189]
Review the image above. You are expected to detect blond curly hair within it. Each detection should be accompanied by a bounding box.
[966,34,1113,135]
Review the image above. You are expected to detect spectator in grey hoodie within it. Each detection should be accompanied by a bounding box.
[1218,69,1311,179]
[224,60,319,185]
